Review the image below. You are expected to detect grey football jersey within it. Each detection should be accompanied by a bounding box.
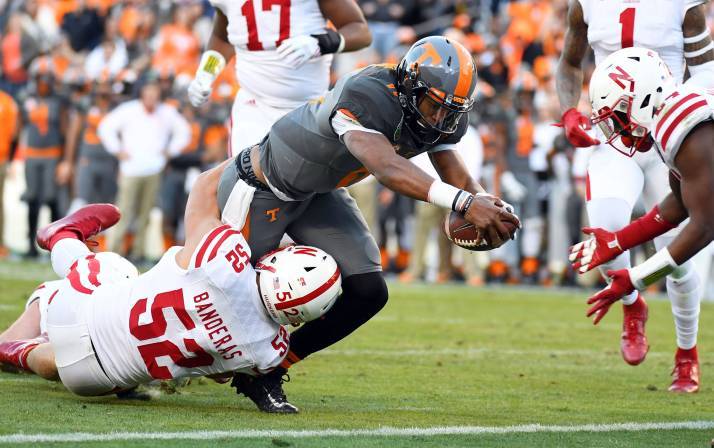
[259,64,468,200]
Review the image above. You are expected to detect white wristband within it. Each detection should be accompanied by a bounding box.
[196,50,226,84]
[628,247,678,290]
[427,180,471,212]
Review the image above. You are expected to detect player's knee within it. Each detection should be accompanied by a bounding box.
[342,272,388,316]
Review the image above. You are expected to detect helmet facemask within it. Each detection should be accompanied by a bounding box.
[591,95,653,157]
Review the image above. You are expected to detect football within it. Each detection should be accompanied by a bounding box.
[442,211,517,251]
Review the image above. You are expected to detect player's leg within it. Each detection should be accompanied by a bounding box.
[45,287,116,396]
[130,173,161,260]
[520,172,543,282]
[0,335,49,373]
[36,203,121,277]
[107,174,139,254]
[22,158,42,257]
[217,162,308,413]
[24,343,57,380]
[400,202,438,282]
[285,189,386,365]
[230,189,386,413]
[642,158,701,392]
[0,301,40,344]
[587,146,648,365]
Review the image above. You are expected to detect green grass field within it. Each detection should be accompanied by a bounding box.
[0,260,713,447]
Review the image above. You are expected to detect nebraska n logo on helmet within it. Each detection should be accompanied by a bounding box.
[589,47,676,157]
[396,36,478,145]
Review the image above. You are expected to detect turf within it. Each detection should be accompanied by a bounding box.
[1,262,713,447]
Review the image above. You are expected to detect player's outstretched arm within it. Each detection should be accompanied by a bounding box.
[683,3,714,88]
[344,130,518,246]
[318,0,372,53]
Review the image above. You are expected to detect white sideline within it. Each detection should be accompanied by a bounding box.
[2,421,713,443]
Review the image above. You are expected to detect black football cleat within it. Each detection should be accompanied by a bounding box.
[231,368,298,414]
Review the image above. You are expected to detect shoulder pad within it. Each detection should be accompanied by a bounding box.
[334,66,403,140]
[653,89,713,154]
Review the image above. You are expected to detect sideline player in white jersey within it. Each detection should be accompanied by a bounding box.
[555,0,714,391]
[0,163,341,413]
[187,0,371,155]
[571,47,714,393]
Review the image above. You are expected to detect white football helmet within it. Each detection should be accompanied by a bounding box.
[589,47,675,156]
[255,245,341,326]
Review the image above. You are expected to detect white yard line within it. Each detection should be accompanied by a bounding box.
[320,347,670,358]
[1,421,713,443]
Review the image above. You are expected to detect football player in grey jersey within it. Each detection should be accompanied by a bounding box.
[215,36,520,412]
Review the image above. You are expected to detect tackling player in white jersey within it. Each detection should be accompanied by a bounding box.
[187,0,371,155]
[571,47,714,393]
[0,162,341,413]
[555,0,714,392]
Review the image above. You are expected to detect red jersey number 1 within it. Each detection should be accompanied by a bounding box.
[241,0,291,51]
[619,8,635,48]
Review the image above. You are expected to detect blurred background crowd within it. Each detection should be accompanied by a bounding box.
[1,0,714,298]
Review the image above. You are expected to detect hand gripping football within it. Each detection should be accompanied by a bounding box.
[442,211,517,251]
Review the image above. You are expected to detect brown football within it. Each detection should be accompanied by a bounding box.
[443,211,517,251]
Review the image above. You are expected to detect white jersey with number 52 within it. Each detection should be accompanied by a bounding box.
[580,0,705,82]
[87,225,288,390]
[210,0,332,108]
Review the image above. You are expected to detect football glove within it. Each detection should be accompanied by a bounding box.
[569,227,623,274]
[557,108,601,147]
[586,269,635,324]
[276,35,321,68]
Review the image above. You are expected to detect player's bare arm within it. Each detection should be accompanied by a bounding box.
[556,0,589,112]
[207,9,235,63]
[683,3,714,86]
[664,122,714,264]
[555,0,599,147]
[177,159,232,268]
[343,130,517,244]
[318,0,372,51]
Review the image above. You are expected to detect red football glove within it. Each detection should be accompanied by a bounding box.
[569,227,624,274]
[556,108,601,147]
[586,269,635,325]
